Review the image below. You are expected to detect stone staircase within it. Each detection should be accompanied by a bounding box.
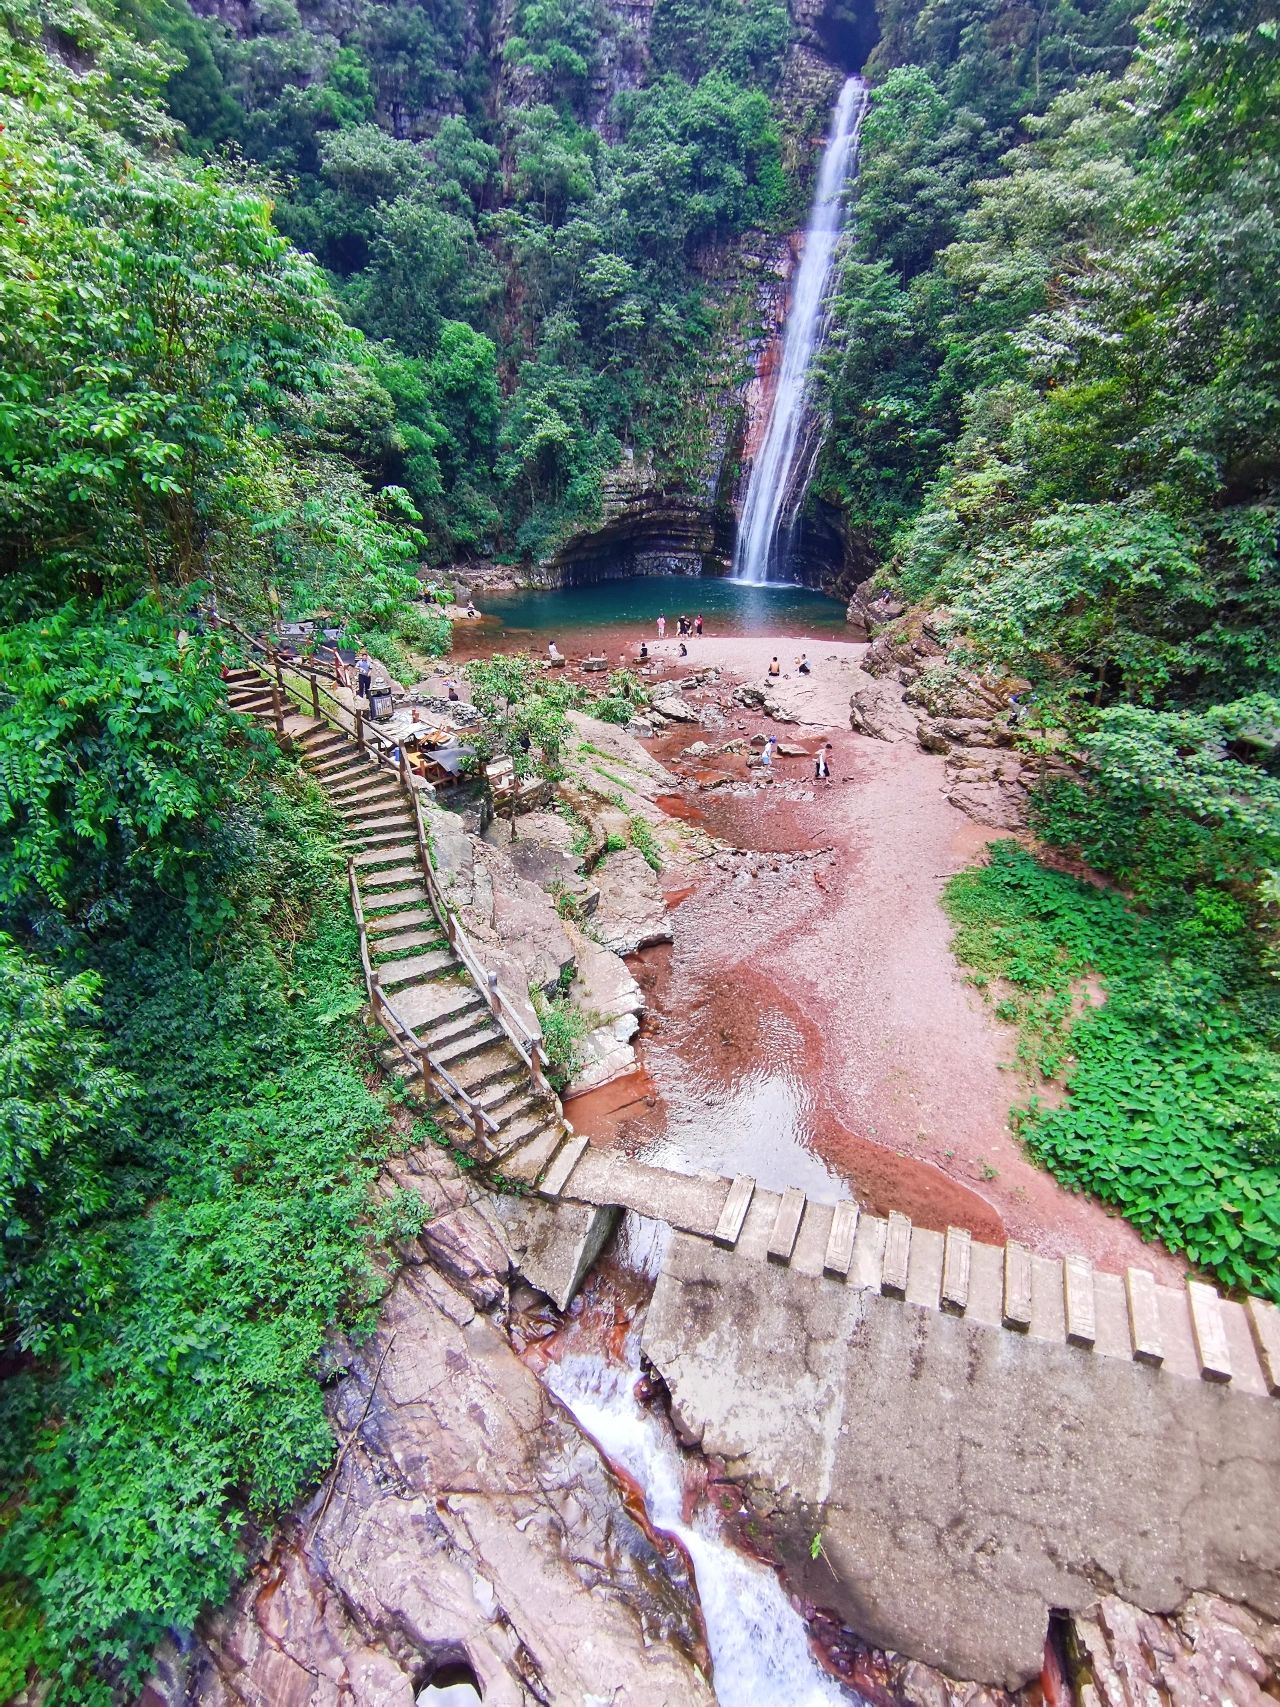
[224,667,562,1167]
[225,662,1280,1400]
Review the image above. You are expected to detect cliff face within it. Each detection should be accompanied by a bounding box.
[543,15,873,596]
[188,0,879,596]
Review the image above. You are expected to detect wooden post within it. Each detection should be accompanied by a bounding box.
[418,1042,431,1100]
[311,675,321,717]
[487,970,500,1016]
[472,1106,486,1149]
[531,1047,548,1096]
[399,745,411,793]
[355,708,365,753]
[445,910,457,948]
[270,681,284,734]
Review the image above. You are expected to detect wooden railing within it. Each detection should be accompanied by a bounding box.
[348,859,499,1146]
[218,611,558,1123]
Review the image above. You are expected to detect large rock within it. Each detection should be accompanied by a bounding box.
[944,749,1031,829]
[1071,1592,1280,1706]
[563,921,644,1093]
[188,1221,710,1705]
[848,674,921,743]
[641,1231,1280,1691]
[490,1193,621,1310]
[651,694,698,723]
[590,845,672,955]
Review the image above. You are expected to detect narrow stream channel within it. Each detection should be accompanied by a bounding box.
[542,1216,866,1706]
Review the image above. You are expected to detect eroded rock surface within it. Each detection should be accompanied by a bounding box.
[180,1169,711,1707]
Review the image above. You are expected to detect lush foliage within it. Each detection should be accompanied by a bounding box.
[465,654,586,777]
[0,6,435,1696]
[146,0,797,560]
[946,843,1279,1300]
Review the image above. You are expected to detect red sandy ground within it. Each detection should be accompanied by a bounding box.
[564,631,1185,1280]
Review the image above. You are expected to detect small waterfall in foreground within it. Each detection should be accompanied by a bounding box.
[545,1214,863,1705]
[733,74,868,585]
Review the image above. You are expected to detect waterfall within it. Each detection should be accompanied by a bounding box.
[733,75,869,585]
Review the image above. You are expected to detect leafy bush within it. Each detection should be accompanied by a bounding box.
[531,984,588,1088]
[0,774,408,1700]
[945,842,1280,1300]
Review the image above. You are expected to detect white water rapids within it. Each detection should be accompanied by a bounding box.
[733,74,869,585]
[546,1218,862,1706]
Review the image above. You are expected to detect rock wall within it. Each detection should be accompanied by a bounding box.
[641,1229,1280,1691]
[153,1150,715,1706]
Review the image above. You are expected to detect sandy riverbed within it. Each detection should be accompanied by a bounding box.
[567,628,1184,1279]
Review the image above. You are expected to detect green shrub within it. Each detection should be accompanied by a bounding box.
[945,842,1280,1300]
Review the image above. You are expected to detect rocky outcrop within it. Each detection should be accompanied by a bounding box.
[174,1153,714,1706]
[845,607,1076,829]
[1070,1592,1280,1706]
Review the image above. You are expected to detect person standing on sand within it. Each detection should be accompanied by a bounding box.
[815,742,832,782]
[356,646,372,701]
[695,613,703,636]
[761,735,776,769]
[657,614,666,639]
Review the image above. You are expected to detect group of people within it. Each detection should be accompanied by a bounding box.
[656,613,703,640]
[757,734,833,781]
[766,652,810,679]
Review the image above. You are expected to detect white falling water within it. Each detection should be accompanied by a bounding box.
[549,1352,858,1706]
[733,75,869,585]
[547,1226,863,1707]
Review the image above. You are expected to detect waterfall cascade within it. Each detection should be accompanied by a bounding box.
[732,74,868,585]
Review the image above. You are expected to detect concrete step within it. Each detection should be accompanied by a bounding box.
[311,750,373,781]
[449,1043,524,1098]
[477,1074,543,1120]
[229,685,273,705]
[366,906,437,937]
[344,828,414,853]
[360,862,422,892]
[378,948,455,989]
[499,1121,567,1181]
[373,929,448,959]
[434,1020,505,1071]
[341,795,409,825]
[224,667,262,684]
[363,885,429,913]
[392,981,486,1032]
[345,811,413,840]
[353,843,419,870]
[302,731,352,763]
[330,774,404,806]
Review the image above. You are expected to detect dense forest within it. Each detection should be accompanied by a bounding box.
[1,0,1277,1696]
[817,0,1279,1299]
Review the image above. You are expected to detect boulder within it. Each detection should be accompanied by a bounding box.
[651,694,698,722]
[189,1250,711,1707]
[732,684,767,708]
[848,675,921,743]
[591,846,672,955]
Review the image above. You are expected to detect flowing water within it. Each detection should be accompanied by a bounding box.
[733,75,869,585]
[545,1217,864,1707]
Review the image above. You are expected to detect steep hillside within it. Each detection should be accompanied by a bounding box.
[130,0,877,580]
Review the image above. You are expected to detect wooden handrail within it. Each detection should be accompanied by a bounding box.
[222,610,558,1125]
[347,858,499,1138]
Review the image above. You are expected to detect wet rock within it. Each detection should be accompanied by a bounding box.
[491,1194,620,1310]
[732,684,767,708]
[191,1254,712,1707]
[683,740,711,757]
